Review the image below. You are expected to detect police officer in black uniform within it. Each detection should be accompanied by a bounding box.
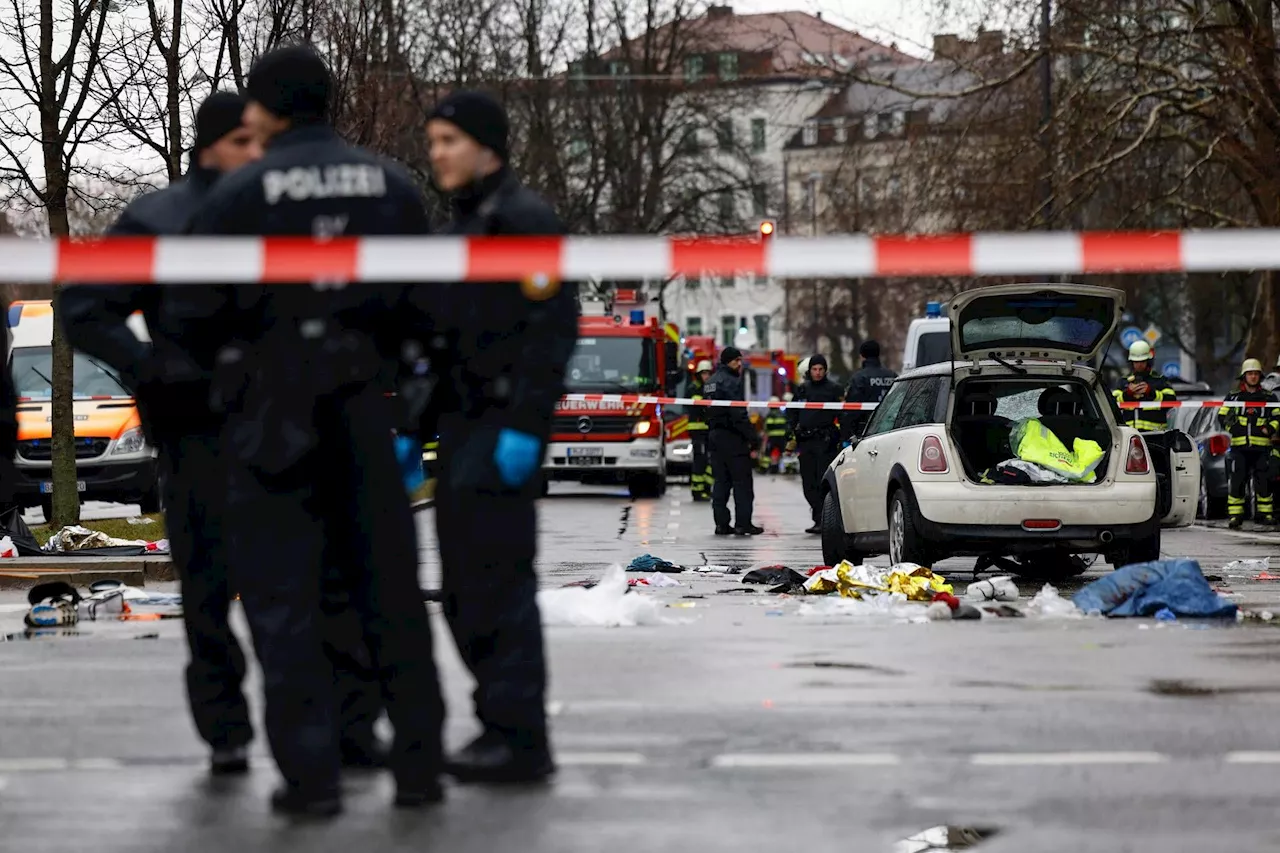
[787,354,843,533]
[187,46,445,817]
[419,90,578,785]
[706,347,762,535]
[842,340,896,441]
[60,91,390,780]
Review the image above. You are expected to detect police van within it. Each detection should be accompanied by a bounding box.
[8,301,159,521]
[901,301,952,372]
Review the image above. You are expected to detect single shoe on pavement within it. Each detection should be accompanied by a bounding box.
[270,785,342,819]
[804,524,821,534]
[445,730,556,786]
[1229,517,1244,529]
[209,745,250,776]
[714,525,734,535]
[736,524,765,536]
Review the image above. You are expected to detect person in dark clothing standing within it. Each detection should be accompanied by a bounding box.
[705,347,762,535]
[787,354,843,533]
[60,91,390,783]
[1221,359,1279,528]
[687,359,713,501]
[420,90,578,785]
[842,340,897,441]
[186,47,445,817]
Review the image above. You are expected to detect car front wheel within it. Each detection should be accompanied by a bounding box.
[821,491,861,567]
[889,489,932,566]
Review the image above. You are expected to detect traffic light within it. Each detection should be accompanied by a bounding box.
[758,219,776,239]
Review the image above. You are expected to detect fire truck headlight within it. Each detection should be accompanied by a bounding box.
[633,420,654,436]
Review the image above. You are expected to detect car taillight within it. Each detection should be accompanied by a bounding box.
[1126,435,1150,474]
[1207,433,1230,457]
[919,435,949,473]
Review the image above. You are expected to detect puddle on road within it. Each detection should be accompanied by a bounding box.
[787,660,905,676]
[1147,678,1280,698]
[893,825,999,852]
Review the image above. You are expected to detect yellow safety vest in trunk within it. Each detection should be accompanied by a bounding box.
[1010,418,1105,483]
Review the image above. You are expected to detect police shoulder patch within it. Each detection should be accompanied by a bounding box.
[521,272,561,301]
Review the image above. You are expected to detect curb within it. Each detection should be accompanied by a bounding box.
[0,556,174,590]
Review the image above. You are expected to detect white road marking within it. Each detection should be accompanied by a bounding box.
[970,752,1167,766]
[556,752,647,766]
[666,522,680,529]
[1225,751,1280,764]
[710,753,901,768]
[0,758,72,772]
[72,758,124,771]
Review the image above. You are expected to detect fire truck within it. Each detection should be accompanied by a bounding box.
[544,292,682,498]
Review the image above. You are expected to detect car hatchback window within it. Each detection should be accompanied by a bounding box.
[863,381,908,437]
[894,378,942,430]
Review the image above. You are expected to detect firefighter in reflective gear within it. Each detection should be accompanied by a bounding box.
[687,360,713,502]
[1221,359,1279,528]
[761,397,789,472]
[1112,341,1176,431]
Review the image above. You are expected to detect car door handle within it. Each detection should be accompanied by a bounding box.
[867,449,879,457]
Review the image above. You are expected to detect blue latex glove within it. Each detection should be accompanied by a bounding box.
[394,435,425,493]
[494,428,542,488]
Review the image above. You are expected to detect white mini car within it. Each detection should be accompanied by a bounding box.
[821,283,1199,577]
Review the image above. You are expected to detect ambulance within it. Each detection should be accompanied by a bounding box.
[8,301,159,521]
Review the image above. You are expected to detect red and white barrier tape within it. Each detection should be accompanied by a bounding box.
[561,394,1280,410]
[7,229,1280,283]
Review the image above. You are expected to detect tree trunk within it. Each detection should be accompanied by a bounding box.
[40,0,79,527]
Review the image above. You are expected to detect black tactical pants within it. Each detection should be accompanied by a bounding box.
[224,389,444,796]
[434,411,550,757]
[798,433,839,525]
[710,429,754,529]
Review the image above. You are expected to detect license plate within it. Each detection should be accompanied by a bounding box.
[567,447,603,457]
[40,481,86,494]
[568,456,604,466]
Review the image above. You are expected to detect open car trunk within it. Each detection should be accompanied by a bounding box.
[950,376,1114,485]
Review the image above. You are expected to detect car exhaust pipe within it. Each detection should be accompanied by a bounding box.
[1099,530,1114,545]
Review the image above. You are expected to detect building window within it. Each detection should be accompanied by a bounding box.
[891,110,906,135]
[716,118,734,150]
[802,120,817,146]
[753,315,770,349]
[720,314,736,346]
[887,173,902,199]
[752,183,767,216]
[863,113,876,139]
[876,112,894,136]
[718,188,736,221]
[679,127,700,154]
[686,316,703,335]
[717,51,738,81]
[833,117,847,143]
[569,61,586,91]
[751,117,766,152]
[684,55,705,83]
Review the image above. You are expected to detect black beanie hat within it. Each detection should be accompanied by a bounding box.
[428,90,510,162]
[720,346,742,365]
[193,91,247,153]
[245,45,332,121]
[809,354,828,371]
[860,340,881,359]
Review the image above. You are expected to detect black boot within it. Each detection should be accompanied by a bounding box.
[714,525,734,535]
[1229,516,1244,529]
[445,730,556,785]
[394,777,446,808]
[270,785,342,819]
[209,745,250,777]
[736,524,764,535]
[804,524,821,534]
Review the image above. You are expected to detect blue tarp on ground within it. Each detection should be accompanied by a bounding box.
[1072,558,1237,618]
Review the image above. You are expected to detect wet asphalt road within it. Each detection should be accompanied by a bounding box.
[4,474,1280,851]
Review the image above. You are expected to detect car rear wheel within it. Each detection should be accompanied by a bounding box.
[820,491,861,567]
[1109,527,1162,568]
[888,489,932,566]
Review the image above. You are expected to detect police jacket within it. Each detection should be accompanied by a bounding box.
[787,377,843,438]
[1219,386,1280,448]
[1112,372,1176,431]
[59,166,228,439]
[704,365,755,451]
[841,358,896,439]
[421,166,579,440]
[186,124,433,472]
